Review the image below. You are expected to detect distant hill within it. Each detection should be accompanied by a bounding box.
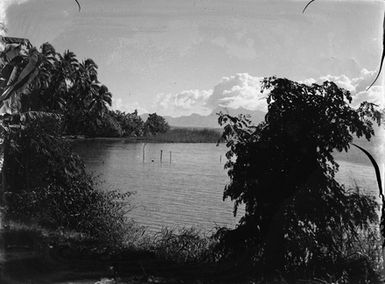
[140,108,384,164]
[160,107,266,128]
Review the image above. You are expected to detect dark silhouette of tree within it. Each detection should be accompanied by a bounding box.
[111,109,144,137]
[144,113,170,136]
[216,77,381,278]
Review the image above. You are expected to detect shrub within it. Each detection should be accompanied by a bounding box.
[3,112,131,246]
[148,227,213,264]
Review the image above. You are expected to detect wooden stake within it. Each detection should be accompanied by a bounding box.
[142,143,147,163]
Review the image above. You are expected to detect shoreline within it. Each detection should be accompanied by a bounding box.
[65,136,223,144]
[64,126,223,144]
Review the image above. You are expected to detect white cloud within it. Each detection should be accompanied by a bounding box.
[0,0,29,49]
[0,0,29,27]
[353,85,385,108]
[207,73,266,111]
[318,68,384,108]
[320,74,356,92]
[154,69,384,117]
[112,97,148,115]
[155,89,212,117]
[320,68,377,93]
[154,73,267,117]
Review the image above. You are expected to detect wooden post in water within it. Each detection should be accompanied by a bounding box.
[160,150,163,163]
[142,143,147,163]
[169,151,172,164]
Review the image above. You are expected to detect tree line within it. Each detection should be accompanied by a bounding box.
[2,41,169,137]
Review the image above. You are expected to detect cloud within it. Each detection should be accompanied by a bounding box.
[112,97,148,115]
[0,0,29,49]
[154,69,384,117]
[155,89,212,117]
[317,68,384,108]
[0,0,28,26]
[154,73,267,117]
[207,73,266,111]
[320,68,377,93]
[353,85,385,108]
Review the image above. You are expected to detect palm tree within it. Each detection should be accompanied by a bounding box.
[26,43,57,111]
[49,50,79,111]
[62,57,100,134]
[88,84,112,117]
[58,50,79,83]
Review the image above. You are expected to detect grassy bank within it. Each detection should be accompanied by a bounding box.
[1,216,383,284]
[0,223,249,284]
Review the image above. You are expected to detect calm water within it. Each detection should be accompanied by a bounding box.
[72,140,381,233]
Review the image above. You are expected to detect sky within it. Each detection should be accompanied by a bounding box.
[1,0,384,117]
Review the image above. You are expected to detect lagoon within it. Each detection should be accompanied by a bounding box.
[72,140,380,234]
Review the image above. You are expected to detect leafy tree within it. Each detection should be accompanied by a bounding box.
[216,77,381,279]
[111,109,145,137]
[144,112,170,136]
[86,111,123,137]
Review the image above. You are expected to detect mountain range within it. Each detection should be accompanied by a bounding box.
[140,107,383,161]
[159,107,266,128]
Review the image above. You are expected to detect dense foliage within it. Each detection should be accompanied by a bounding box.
[143,127,221,143]
[2,113,131,245]
[0,38,139,246]
[0,37,169,247]
[0,39,168,138]
[216,77,382,281]
[144,113,170,136]
[111,109,144,137]
[110,110,170,137]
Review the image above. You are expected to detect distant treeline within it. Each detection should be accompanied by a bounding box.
[95,110,169,138]
[133,127,223,143]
